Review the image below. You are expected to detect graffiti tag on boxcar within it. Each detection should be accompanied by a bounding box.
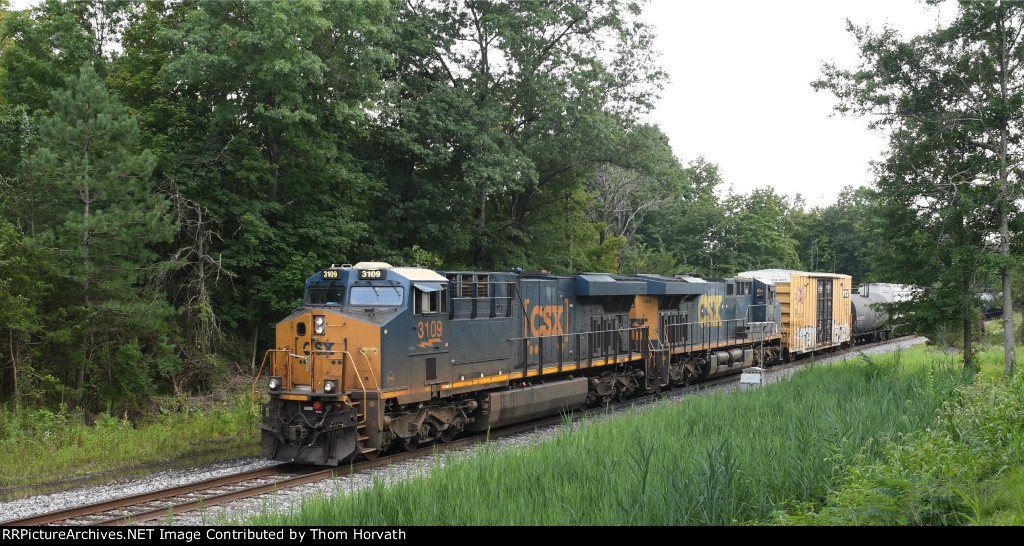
[796,326,815,352]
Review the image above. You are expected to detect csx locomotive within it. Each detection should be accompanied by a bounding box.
[257,263,853,465]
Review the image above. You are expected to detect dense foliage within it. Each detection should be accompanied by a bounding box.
[0,0,850,411]
[0,0,1015,412]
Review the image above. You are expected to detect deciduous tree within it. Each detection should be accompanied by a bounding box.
[372,0,666,269]
[157,0,391,356]
[814,0,1022,375]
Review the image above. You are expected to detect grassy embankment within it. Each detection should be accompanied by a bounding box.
[0,386,261,492]
[1,326,1021,525]
[234,341,1023,526]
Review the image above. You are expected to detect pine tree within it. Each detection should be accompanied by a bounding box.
[30,62,174,401]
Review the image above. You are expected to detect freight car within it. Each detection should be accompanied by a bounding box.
[738,269,853,361]
[981,292,1003,320]
[255,262,786,465]
[849,283,914,343]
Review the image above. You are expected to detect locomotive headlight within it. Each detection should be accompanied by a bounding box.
[313,315,326,335]
[323,379,337,393]
[268,376,282,391]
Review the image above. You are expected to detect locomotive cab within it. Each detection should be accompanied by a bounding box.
[259,262,450,464]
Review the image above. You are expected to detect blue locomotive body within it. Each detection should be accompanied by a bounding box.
[258,263,785,465]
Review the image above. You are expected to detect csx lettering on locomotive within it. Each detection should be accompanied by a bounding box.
[529,304,565,336]
[302,340,335,356]
[697,294,722,326]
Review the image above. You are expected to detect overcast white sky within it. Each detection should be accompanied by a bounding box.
[641,0,953,208]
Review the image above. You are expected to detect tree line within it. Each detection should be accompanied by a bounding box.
[0,0,1015,413]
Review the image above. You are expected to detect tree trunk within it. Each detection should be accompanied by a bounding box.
[8,329,16,400]
[964,316,973,370]
[1001,199,1016,376]
[78,160,91,396]
[250,324,260,374]
[997,16,1016,377]
[964,275,973,370]
[475,188,487,269]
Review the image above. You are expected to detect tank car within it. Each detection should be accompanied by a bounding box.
[981,292,1003,320]
[850,283,914,343]
[256,262,784,465]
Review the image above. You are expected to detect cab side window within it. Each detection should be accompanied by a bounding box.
[414,286,447,315]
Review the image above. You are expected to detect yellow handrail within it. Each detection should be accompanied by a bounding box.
[336,349,383,426]
[254,345,383,429]
[340,351,369,424]
[251,348,291,417]
[358,348,384,431]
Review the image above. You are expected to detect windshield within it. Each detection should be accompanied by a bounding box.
[306,282,346,305]
[350,286,404,306]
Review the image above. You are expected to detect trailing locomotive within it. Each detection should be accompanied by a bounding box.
[256,263,851,466]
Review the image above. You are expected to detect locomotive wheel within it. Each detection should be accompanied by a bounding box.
[439,427,458,443]
[402,437,419,451]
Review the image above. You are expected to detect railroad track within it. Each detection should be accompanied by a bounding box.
[7,335,918,526]
[6,465,309,526]
[5,417,570,526]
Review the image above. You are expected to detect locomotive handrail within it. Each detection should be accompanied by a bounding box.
[509,325,647,376]
[251,348,291,417]
[742,304,780,338]
[448,280,518,319]
[659,316,775,356]
[357,348,382,392]
[744,303,769,324]
[339,350,372,425]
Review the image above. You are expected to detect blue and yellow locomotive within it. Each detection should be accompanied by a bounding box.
[257,262,788,465]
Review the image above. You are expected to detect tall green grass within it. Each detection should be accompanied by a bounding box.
[238,347,971,526]
[0,393,260,490]
[786,365,1024,525]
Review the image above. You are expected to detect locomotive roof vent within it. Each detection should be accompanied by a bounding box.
[353,261,394,270]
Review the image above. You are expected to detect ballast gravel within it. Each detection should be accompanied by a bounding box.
[0,336,929,526]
